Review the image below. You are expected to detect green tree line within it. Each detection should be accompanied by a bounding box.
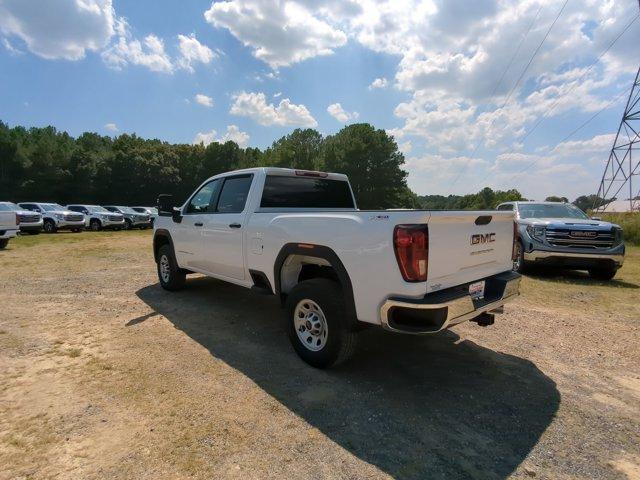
[0,121,420,209]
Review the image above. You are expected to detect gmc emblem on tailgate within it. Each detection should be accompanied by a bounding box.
[471,233,496,245]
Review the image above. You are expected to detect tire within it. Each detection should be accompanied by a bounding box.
[124,219,132,230]
[285,278,358,369]
[157,244,186,291]
[90,219,102,231]
[0,239,8,250]
[513,241,527,273]
[588,267,618,281]
[43,219,57,233]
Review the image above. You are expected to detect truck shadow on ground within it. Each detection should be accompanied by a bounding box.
[136,278,560,480]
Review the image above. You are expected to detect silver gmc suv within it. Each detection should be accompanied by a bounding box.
[104,206,151,230]
[19,202,84,233]
[497,201,625,280]
[66,205,125,231]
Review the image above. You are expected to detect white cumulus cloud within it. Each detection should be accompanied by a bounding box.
[194,94,214,107]
[204,0,347,68]
[193,125,250,147]
[104,122,118,132]
[230,91,317,127]
[368,77,388,90]
[102,19,173,73]
[176,34,215,72]
[0,0,116,60]
[327,103,359,123]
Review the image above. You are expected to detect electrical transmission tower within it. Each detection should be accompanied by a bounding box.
[594,65,640,212]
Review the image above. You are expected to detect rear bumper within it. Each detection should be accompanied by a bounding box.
[380,271,521,335]
[0,229,19,239]
[523,251,624,269]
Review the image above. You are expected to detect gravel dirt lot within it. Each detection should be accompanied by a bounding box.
[1,231,639,480]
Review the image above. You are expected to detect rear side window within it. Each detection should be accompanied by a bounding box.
[260,176,354,209]
[217,175,253,213]
[497,204,513,211]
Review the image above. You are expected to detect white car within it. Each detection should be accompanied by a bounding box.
[0,202,43,234]
[0,202,19,249]
[132,206,158,226]
[19,202,84,233]
[153,167,521,368]
[66,205,125,231]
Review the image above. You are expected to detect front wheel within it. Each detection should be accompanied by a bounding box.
[588,267,618,281]
[157,244,186,291]
[124,219,132,230]
[285,279,358,369]
[43,219,57,234]
[513,241,527,273]
[0,239,8,250]
[90,219,101,231]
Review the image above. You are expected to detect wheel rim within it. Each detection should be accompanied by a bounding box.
[294,299,328,352]
[159,255,171,283]
[91,221,99,231]
[44,222,53,232]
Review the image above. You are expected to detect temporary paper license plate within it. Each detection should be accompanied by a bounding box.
[469,281,485,299]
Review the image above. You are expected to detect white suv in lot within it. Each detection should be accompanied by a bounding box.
[0,202,43,234]
[66,205,125,231]
[19,202,84,233]
[0,203,20,248]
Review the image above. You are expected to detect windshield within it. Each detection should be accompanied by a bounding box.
[42,204,65,212]
[89,206,110,213]
[518,203,589,220]
[0,202,20,211]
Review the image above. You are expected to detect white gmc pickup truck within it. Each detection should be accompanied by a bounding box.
[153,167,521,368]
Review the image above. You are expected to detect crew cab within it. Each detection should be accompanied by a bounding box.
[498,201,625,280]
[0,202,43,234]
[154,168,521,368]
[0,202,19,249]
[66,205,125,231]
[19,202,84,233]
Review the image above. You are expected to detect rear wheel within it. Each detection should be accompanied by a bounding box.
[588,267,617,281]
[157,244,186,291]
[0,239,8,249]
[285,278,358,369]
[43,219,57,233]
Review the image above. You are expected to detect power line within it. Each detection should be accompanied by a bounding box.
[449,0,569,188]
[467,12,640,191]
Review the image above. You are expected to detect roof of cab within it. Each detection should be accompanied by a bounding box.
[206,167,348,182]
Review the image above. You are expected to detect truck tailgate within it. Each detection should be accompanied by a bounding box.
[426,211,514,293]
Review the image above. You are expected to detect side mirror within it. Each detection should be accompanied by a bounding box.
[157,194,175,217]
[591,216,602,221]
[172,207,182,224]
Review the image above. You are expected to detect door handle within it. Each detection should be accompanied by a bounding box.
[229,223,241,229]
[194,222,203,227]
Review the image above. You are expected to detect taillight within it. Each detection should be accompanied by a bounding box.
[512,221,517,261]
[393,224,429,282]
[15,213,20,226]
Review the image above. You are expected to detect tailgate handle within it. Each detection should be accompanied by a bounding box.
[194,222,203,227]
[475,215,492,225]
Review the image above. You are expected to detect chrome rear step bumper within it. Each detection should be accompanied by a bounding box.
[380,271,521,335]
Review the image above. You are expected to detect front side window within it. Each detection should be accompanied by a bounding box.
[186,179,222,213]
[217,175,253,213]
[517,203,588,220]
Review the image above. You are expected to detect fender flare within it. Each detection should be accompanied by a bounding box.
[273,243,357,323]
[153,229,175,262]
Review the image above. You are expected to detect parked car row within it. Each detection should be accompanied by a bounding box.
[0,201,157,237]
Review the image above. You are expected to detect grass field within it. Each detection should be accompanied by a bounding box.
[1,231,639,479]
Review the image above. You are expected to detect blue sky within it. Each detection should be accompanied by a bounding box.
[1,0,639,200]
